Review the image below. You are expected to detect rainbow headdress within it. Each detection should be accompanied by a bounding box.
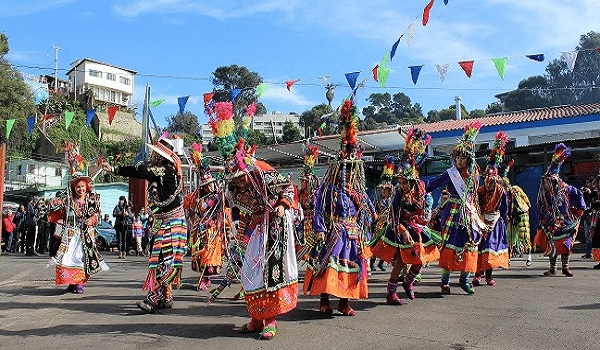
[62,141,93,188]
[378,154,395,188]
[545,143,571,177]
[209,102,237,160]
[189,142,214,186]
[397,128,431,180]
[485,131,508,175]
[452,120,482,159]
[338,99,361,160]
[303,139,319,175]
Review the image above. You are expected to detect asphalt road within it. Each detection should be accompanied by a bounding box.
[0,251,598,350]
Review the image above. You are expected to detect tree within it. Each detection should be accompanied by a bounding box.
[282,120,302,143]
[299,103,335,136]
[165,111,201,145]
[485,102,503,114]
[361,92,424,130]
[247,129,269,146]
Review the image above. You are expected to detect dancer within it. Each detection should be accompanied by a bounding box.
[304,99,375,316]
[49,142,108,294]
[211,101,298,340]
[103,134,187,312]
[297,139,320,258]
[473,132,509,287]
[501,160,533,266]
[184,143,231,291]
[367,155,395,272]
[425,121,486,295]
[534,143,586,277]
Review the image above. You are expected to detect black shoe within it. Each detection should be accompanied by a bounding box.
[582,254,592,259]
[136,300,156,314]
[378,261,386,271]
[157,299,173,309]
[594,263,600,270]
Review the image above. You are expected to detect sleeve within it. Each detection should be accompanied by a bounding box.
[424,171,450,193]
[276,183,296,209]
[312,184,327,233]
[500,190,509,219]
[114,162,162,181]
[113,205,122,218]
[568,185,587,215]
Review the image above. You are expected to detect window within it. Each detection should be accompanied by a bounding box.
[89,70,102,78]
[119,76,131,85]
[276,122,282,126]
[93,87,100,98]
[109,90,116,102]
[106,73,116,81]
[98,88,105,100]
[54,167,62,176]
[254,122,262,126]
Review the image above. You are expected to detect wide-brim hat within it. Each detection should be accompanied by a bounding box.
[198,173,216,187]
[69,172,93,185]
[147,143,176,163]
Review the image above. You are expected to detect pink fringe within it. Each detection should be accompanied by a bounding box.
[142,269,156,292]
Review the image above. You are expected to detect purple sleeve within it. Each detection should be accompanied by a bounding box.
[567,185,587,211]
[500,190,509,219]
[424,170,450,193]
[312,184,327,233]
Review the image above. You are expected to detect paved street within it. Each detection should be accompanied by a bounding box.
[0,251,598,350]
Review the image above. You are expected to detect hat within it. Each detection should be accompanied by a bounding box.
[303,139,319,175]
[545,143,571,177]
[452,120,482,160]
[396,128,430,180]
[378,154,395,188]
[485,131,508,176]
[189,142,215,186]
[63,141,92,185]
[338,99,362,161]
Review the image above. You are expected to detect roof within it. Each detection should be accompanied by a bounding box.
[66,58,138,75]
[412,103,600,134]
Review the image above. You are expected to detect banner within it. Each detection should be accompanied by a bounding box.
[150,99,165,108]
[561,51,578,72]
[203,92,214,104]
[6,119,15,139]
[230,89,242,101]
[178,96,189,114]
[435,63,450,83]
[410,65,423,85]
[345,71,360,91]
[256,84,268,98]
[526,54,545,62]
[65,111,74,129]
[459,60,474,78]
[390,35,403,61]
[423,0,435,26]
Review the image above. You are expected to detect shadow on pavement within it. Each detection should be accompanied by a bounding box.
[559,303,600,311]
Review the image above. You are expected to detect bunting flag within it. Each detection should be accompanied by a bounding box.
[561,51,578,72]
[6,119,15,139]
[435,63,450,82]
[444,0,448,4]
[230,88,241,101]
[372,64,379,82]
[178,96,189,114]
[345,71,360,91]
[597,47,600,55]
[107,106,119,125]
[65,111,74,129]
[526,54,545,62]
[459,60,474,78]
[409,65,423,85]
[378,67,391,88]
[27,116,35,134]
[381,52,390,69]
[423,0,435,26]
[86,109,96,126]
[318,75,329,85]
[492,57,508,80]
[390,35,403,61]
[150,99,165,108]
[286,79,300,91]
[406,20,417,46]
[91,115,101,138]
[256,83,268,98]
[203,92,214,104]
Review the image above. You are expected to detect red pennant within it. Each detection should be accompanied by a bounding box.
[107,106,118,125]
[596,47,600,55]
[43,114,53,120]
[203,92,214,104]
[423,0,435,26]
[286,79,299,91]
[459,60,474,78]
[372,64,379,82]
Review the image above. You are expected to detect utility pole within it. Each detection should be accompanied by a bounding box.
[52,46,60,91]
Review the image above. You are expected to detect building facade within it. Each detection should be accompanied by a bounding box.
[201,111,302,142]
[66,58,136,107]
[5,159,69,191]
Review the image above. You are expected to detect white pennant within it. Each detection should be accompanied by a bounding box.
[435,63,450,83]
[561,51,578,72]
[406,19,417,46]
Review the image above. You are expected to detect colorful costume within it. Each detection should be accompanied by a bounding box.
[111,134,187,312]
[502,160,532,265]
[304,99,375,316]
[533,143,586,277]
[50,142,108,294]
[297,139,320,258]
[474,132,509,286]
[425,121,486,295]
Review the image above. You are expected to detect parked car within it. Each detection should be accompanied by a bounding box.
[95,221,118,251]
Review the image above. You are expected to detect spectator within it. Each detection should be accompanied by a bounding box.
[143,213,154,256]
[36,199,50,254]
[113,196,129,258]
[2,208,16,252]
[132,213,144,256]
[24,196,38,256]
[103,214,112,226]
[11,204,25,253]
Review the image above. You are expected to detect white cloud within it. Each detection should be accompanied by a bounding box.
[260,83,316,108]
[0,0,76,18]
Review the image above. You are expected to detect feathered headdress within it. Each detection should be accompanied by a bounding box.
[397,128,431,180]
[503,159,514,179]
[486,131,508,175]
[378,154,395,188]
[545,143,571,177]
[452,120,482,159]
[189,142,214,186]
[209,102,237,159]
[63,141,91,185]
[339,99,361,160]
[303,139,319,175]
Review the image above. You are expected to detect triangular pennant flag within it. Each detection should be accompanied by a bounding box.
[107,106,119,125]
[390,35,403,61]
[203,92,214,104]
[372,64,380,82]
[286,79,300,91]
[65,111,74,129]
[378,67,391,88]
[256,84,268,98]
[423,0,435,26]
[409,66,423,85]
[406,19,417,46]
[596,47,600,55]
[526,54,545,62]
[381,52,390,69]
[444,0,448,4]
[435,63,450,83]
[492,57,508,80]
[178,96,189,114]
[318,76,329,85]
[27,116,35,134]
[150,99,165,108]
[458,60,474,78]
[345,71,360,91]
[91,115,101,139]
[86,109,96,126]
[6,119,15,139]
[230,89,242,101]
[561,51,578,72]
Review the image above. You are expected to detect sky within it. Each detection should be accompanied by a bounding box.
[2,0,600,129]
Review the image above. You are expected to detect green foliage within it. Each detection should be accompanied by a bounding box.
[165,110,201,145]
[282,120,302,143]
[299,103,335,136]
[485,102,503,114]
[247,129,269,146]
[360,92,424,130]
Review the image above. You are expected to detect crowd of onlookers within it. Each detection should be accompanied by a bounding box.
[1,195,154,258]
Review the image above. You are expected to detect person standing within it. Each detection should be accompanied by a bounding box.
[2,208,16,252]
[502,161,533,266]
[534,143,586,277]
[113,196,128,258]
[11,205,24,253]
[24,196,38,256]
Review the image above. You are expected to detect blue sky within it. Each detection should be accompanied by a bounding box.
[2,0,600,128]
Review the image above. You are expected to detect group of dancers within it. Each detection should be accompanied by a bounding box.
[46,98,593,340]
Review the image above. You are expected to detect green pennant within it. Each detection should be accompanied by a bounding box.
[492,57,508,80]
[150,99,165,108]
[378,67,391,88]
[6,119,15,139]
[65,111,75,129]
[256,83,268,98]
[381,51,390,69]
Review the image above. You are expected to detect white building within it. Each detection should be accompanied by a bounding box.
[201,111,302,142]
[4,159,69,191]
[66,58,136,107]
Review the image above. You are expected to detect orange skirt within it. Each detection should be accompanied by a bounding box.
[303,267,368,299]
[533,231,572,255]
[245,282,298,320]
[438,247,478,273]
[400,243,440,265]
[370,240,397,263]
[477,251,509,271]
[55,266,88,286]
